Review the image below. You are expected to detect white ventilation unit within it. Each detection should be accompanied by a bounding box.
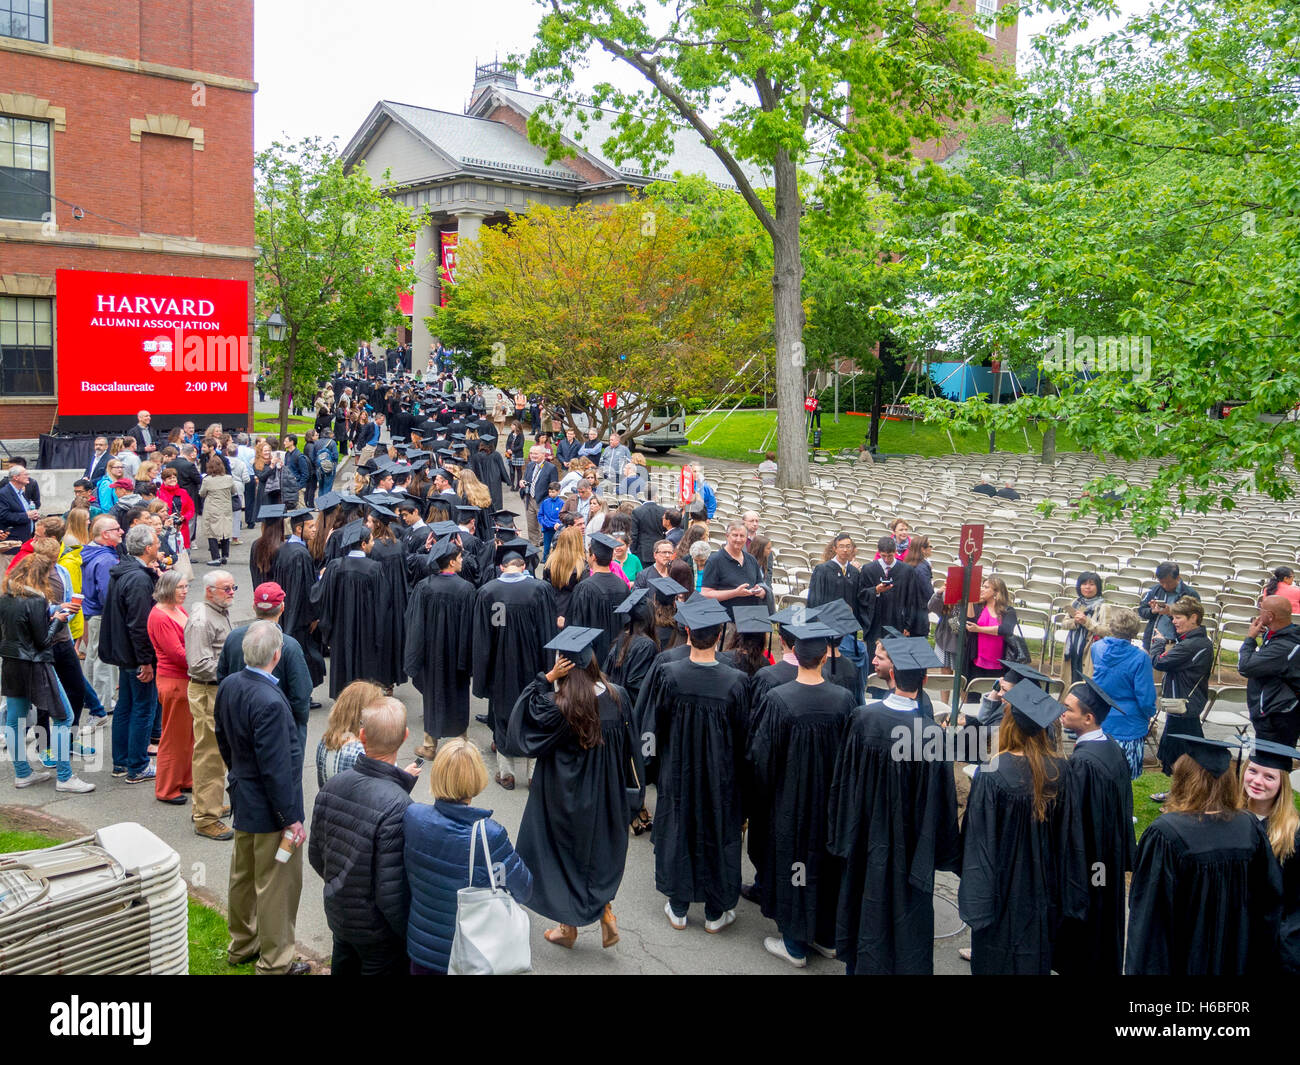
[0,822,188,975]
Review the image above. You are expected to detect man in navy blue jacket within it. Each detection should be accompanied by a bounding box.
[215,621,309,975]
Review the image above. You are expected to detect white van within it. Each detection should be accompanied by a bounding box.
[568,401,689,454]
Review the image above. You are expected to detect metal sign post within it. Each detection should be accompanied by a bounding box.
[948,524,985,731]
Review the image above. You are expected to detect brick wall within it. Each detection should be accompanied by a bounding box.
[487,103,612,185]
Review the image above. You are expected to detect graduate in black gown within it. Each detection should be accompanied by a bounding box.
[604,588,660,835]
[324,498,366,563]
[271,507,325,690]
[644,598,750,932]
[1125,736,1283,975]
[1241,738,1300,971]
[365,503,408,691]
[812,598,864,703]
[747,620,858,967]
[806,534,859,617]
[827,636,960,974]
[957,680,1072,974]
[508,626,643,950]
[856,536,929,646]
[403,535,474,758]
[1054,678,1135,976]
[310,523,393,698]
[249,503,287,589]
[471,551,558,790]
[565,533,630,665]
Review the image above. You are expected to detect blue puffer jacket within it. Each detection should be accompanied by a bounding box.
[403,800,533,973]
[1091,637,1158,742]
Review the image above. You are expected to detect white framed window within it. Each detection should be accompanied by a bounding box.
[0,115,51,221]
[0,296,55,397]
[1,0,47,43]
[976,0,998,38]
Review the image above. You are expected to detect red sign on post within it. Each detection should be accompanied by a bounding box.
[944,564,982,606]
[678,465,694,507]
[602,391,618,410]
[959,523,985,566]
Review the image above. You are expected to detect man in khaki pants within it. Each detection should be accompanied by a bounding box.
[215,622,309,975]
[185,570,235,841]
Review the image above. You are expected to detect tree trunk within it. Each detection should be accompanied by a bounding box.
[771,151,809,490]
[277,335,295,444]
[1041,422,1057,465]
[869,369,883,451]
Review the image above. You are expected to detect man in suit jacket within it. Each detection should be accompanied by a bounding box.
[0,464,40,543]
[520,446,560,547]
[127,410,158,456]
[214,621,309,976]
[84,437,111,484]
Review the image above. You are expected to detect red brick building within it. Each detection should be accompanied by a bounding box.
[0,0,256,436]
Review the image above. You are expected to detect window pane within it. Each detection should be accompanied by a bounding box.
[29,145,46,170]
[13,143,30,169]
[0,321,15,346]
[30,121,47,147]
[0,143,13,168]
[33,299,49,323]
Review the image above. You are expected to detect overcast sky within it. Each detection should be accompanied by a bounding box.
[253,0,1154,152]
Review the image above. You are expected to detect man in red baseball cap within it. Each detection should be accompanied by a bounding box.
[216,582,314,769]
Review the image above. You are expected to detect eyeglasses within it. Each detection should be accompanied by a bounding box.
[216,585,237,593]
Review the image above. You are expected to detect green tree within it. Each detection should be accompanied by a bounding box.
[519,0,1009,487]
[430,201,770,443]
[887,0,1300,534]
[255,137,417,441]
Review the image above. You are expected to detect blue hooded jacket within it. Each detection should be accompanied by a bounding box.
[1091,637,1158,742]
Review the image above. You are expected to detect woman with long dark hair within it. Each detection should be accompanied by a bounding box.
[958,683,1069,973]
[508,628,644,950]
[603,591,659,836]
[250,508,286,588]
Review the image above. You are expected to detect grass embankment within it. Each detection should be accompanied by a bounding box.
[681,409,1080,464]
[0,822,253,975]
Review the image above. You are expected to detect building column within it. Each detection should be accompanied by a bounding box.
[411,217,438,374]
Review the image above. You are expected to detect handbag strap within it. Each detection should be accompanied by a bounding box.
[466,819,498,889]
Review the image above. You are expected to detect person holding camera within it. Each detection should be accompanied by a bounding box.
[1148,596,1213,797]
[1137,561,1199,650]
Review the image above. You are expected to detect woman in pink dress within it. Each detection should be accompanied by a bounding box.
[147,570,193,805]
[962,576,1020,705]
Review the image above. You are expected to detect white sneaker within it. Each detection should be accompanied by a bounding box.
[55,774,96,794]
[704,910,736,934]
[14,771,51,789]
[763,936,807,967]
[810,942,837,959]
[664,901,687,930]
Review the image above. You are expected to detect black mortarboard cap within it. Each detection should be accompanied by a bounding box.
[675,598,730,630]
[256,504,285,522]
[648,575,689,599]
[1000,658,1052,686]
[589,532,620,551]
[453,504,480,517]
[816,599,858,638]
[881,625,904,639]
[881,637,943,671]
[315,491,341,511]
[338,523,368,549]
[1247,738,1300,773]
[1181,735,1236,778]
[1068,677,1113,720]
[544,626,604,668]
[428,535,460,564]
[367,503,397,520]
[494,509,517,522]
[338,492,364,506]
[732,605,775,635]
[786,621,838,641]
[1003,679,1067,733]
[430,520,460,537]
[770,602,821,626]
[614,588,651,616]
[285,507,313,525]
[431,468,454,482]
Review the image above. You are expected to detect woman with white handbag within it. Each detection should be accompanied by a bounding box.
[507,626,645,950]
[403,739,533,974]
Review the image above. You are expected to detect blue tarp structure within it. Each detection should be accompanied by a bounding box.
[927,361,1040,401]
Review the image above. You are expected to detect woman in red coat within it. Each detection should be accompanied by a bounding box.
[147,569,192,804]
[157,467,195,550]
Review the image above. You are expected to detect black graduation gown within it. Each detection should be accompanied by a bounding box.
[508,677,642,925]
[747,680,857,945]
[957,754,1071,974]
[822,649,860,702]
[602,633,657,708]
[324,519,364,563]
[1054,737,1135,976]
[310,555,392,699]
[471,575,558,755]
[827,701,961,974]
[1281,828,1300,972]
[403,571,474,738]
[1125,811,1283,975]
[565,571,629,665]
[857,560,928,644]
[750,660,797,704]
[368,538,408,687]
[270,539,325,688]
[806,560,859,615]
[646,658,750,913]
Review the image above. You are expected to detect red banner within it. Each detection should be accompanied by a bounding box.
[678,466,694,507]
[602,391,618,409]
[397,236,416,316]
[55,269,249,418]
[439,232,458,306]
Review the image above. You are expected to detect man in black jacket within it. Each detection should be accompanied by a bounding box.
[309,695,417,976]
[215,621,309,976]
[1240,596,1300,747]
[520,446,560,547]
[0,463,39,543]
[630,499,666,567]
[99,525,159,783]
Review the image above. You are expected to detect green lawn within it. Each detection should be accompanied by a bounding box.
[680,409,1080,464]
[0,822,253,975]
[1132,771,1169,839]
[251,413,315,440]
